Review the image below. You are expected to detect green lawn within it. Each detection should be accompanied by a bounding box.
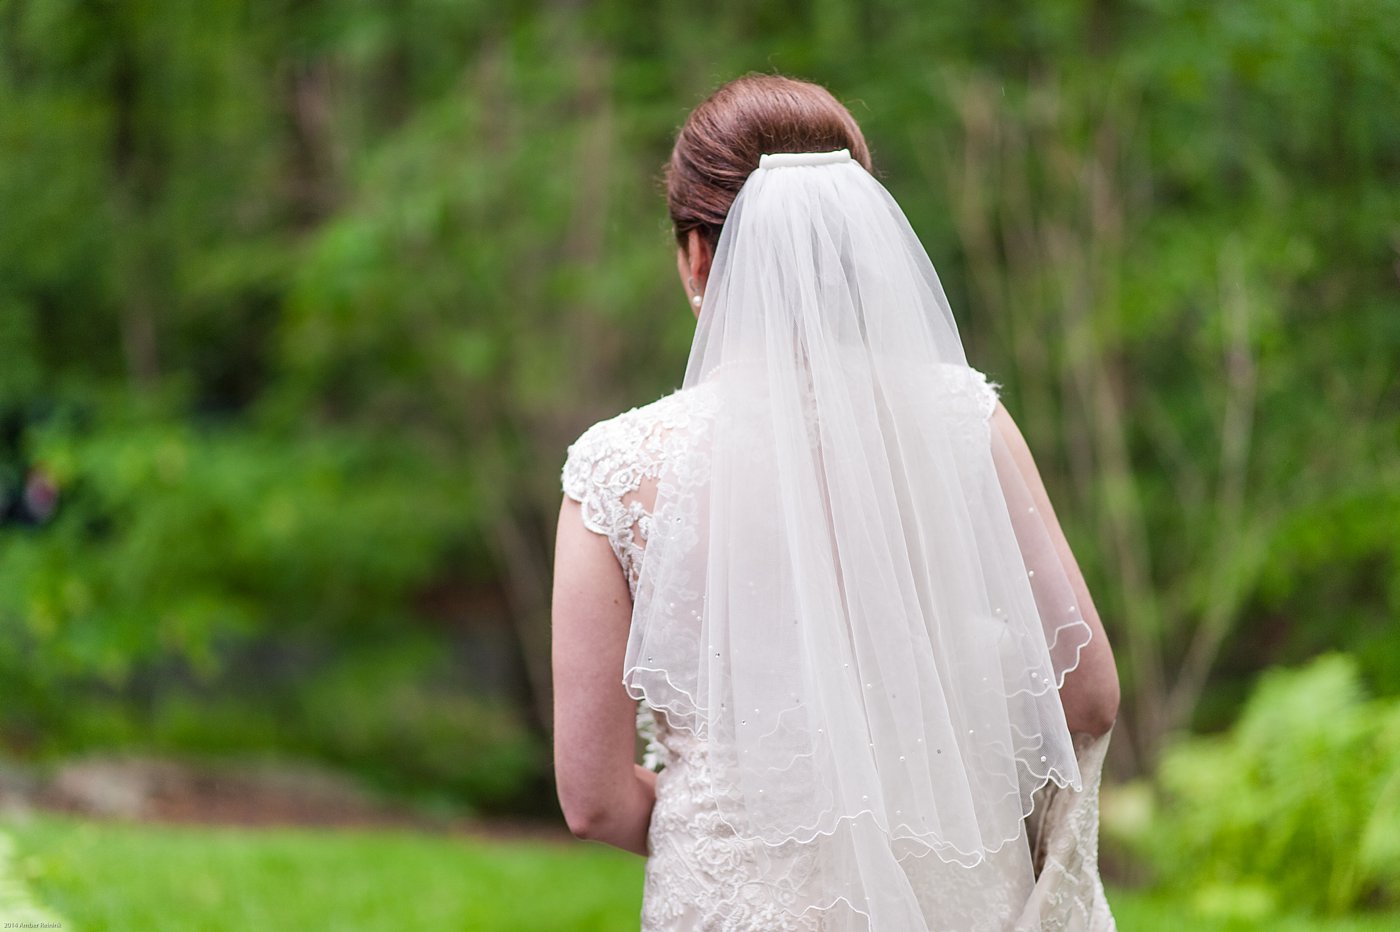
[2,814,1394,931]
[4,815,641,931]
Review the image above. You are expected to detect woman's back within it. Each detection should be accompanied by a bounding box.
[560,369,1114,930]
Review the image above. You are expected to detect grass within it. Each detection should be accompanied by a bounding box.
[3,815,641,931]
[1107,891,1400,932]
[3,813,1397,931]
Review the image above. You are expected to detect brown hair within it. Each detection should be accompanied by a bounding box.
[666,74,874,250]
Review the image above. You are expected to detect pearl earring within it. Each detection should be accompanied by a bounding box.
[691,293,703,308]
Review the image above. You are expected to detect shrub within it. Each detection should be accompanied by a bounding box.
[1148,654,1400,916]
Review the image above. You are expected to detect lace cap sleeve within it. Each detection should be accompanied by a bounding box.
[970,367,1002,420]
[562,415,632,525]
[560,411,653,596]
[559,390,713,600]
[560,420,609,518]
[934,362,1000,420]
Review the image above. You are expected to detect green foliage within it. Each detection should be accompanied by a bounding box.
[1147,655,1400,916]
[0,401,545,808]
[137,636,544,811]
[287,640,542,807]
[3,413,463,677]
[0,0,1397,822]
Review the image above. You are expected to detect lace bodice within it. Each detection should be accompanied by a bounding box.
[560,366,999,600]
[559,370,1114,931]
[562,387,717,600]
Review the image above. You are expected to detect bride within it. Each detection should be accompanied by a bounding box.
[551,74,1121,931]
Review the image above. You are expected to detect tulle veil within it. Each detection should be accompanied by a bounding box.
[624,148,1092,928]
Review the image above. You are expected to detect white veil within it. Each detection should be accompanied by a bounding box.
[626,149,1092,928]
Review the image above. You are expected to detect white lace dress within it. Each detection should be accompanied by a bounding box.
[561,371,1116,932]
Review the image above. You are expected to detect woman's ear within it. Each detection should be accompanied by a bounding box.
[686,228,713,292]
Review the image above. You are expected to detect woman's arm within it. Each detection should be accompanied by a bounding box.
[551,496,656,855]
[991,403,1121,737]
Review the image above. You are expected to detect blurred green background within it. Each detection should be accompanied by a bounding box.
[1,0,1398,926]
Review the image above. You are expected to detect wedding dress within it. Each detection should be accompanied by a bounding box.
[560,149,1116,930]
[562,374,1115,931]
